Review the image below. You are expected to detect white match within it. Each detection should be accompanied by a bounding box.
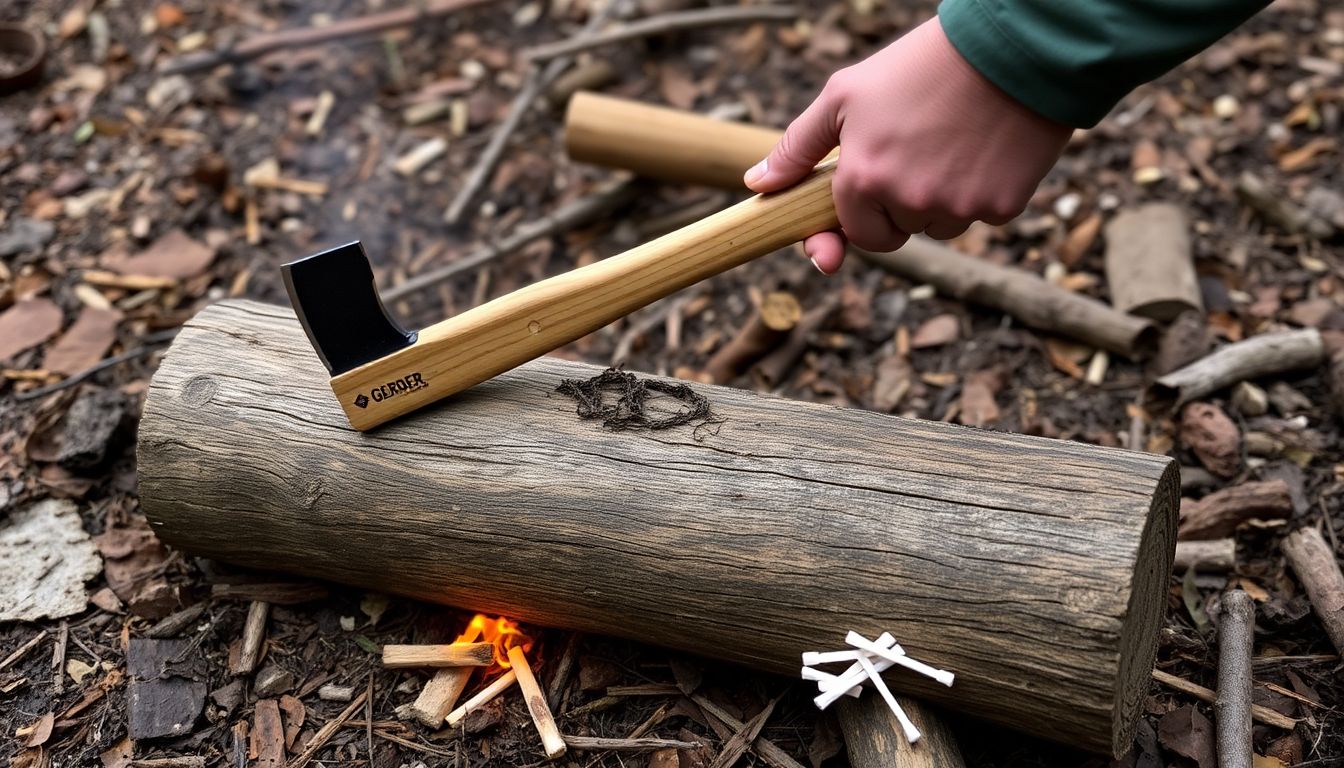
[857,654,922,744]
[845,631,955,687]
[799,667,861,698]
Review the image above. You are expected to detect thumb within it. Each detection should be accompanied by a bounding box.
[744,92,840,193]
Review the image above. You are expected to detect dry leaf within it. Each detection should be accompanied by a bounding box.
[658,66,699,111]
[66,658,96,684]
[958,369,1003,427]
[871,356,912,412]
[42,308,122,375]
[1158,705,1216,768]
[1278,137,1335,172]
[0,299,63,362]
[910,314,959,348]
[155,3,186,28]
[1059,212,1102,266]
[22,712,54,747]
[100,737,133,768]
[105,229,215,279]
[1044,339,1085,379]
[1181,403,1242,478]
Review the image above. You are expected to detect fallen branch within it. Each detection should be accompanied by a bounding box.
[1282,526,1344,655]
[1148,329,1324,410]
[708,695,779,768]
[706,291,800,383]
[160,0,495,75]
[1216,590,1254,768]
[287,687,370,768]
[232,601,269,676]
[691,695,806,768]
[387,177,638,303]
[1236,172,1336,240]
[563,736,700,752]
[1150,669,1295,730]
[0,630,49,673]
[443,1,621,224]
[751,296,839,388]
[1179,480,1293,540]
[523,5,799,63]
[1173,539,1236,573]
[210,582,328,604]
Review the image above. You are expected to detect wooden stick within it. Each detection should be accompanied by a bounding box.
[0,630,49,673]
[1104,204,1201,321]
[287,687,369,768]
[385,177,638,303]
[1150,669,1296,730]
[443,0,619,224]
[507,646,566,759]
[562,736,699,752]
[752,296,838,388]
[708,695,779,768]
[381,643,494,668]
[51,622,68,694]
[1148,329,1324,410]
[446,671,517,726]
[1282,526,1344,655]
[607,684,681,696]
[1179,480,1292,540]
[412,623,485,726]
[691,695,806,768]
[160,0,495,75]
[1173,539,1236,573]
[211,582,328,604]
[1216,590,1254,768]
[546,632,581,710]
[146,603,208,639]
[523,5,799,63]
[233,601,269,676]
[838,695,966,768]
[1235,172,1336,240]
[705,292,800,384]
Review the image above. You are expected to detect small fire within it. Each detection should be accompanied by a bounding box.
[459,614,531,669]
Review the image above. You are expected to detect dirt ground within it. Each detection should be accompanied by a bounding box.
[1,0,1342,766]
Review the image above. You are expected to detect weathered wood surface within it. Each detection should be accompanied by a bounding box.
[1103,204,1202,322]
[838,695,966,768]
[138,300,1179,755]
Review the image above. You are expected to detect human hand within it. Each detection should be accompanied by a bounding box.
[744,16,1073,274]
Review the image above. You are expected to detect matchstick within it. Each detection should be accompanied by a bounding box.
[801,645,905,666]
[856,655,921,744]
[446,670,517,726]
[799,667,860,698]
[382,642,494,668]
[508,645,567,759]
[811,634,901,708]
[846,632,955,686]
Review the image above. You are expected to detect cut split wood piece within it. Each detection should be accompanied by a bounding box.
[508,645,566,759]
[381,643,493,668]
[138,300,1181,755]
[411,622,485,727]
[1173,539,1236,572]
[705,291,800,383]
[1282,527,1344,655]
[838,695,965,768]
[1103,204,1202,322]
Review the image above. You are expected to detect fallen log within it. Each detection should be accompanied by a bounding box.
[838,695,965,768]
[564,93,1158,358]
[138,300,1179,755]
[1103,204,1202,322]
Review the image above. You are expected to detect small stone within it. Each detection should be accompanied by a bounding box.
[395,677,420,694]
[1053,192,1082,221]
[1231,381,1269,417]
[318,683,354,702]
[459,60,487,82]
[210,680,245,716]
[339,615,356,631]
[1213,94,1240,119]
[0,217,56,257]
[51,169,89,196]
[254,666,296,697]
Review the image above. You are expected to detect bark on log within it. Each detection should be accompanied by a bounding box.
[137,300,1180,755]
[562,94,1158,359]
[1104,204,1202,322]
[1282,527,1344,656]
[1147,330,1325,411]
[838,695,966,768]
[1215,590,1254,768]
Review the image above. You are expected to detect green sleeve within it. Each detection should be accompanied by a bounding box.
[937,0,1270,127]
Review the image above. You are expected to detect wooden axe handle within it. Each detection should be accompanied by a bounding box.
[332,160,837,430]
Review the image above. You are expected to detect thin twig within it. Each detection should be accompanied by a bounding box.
[0,630,49,673]
[14,329,179,402]
[287,687,370,768]
[1151,669,1296,729]
[443,0,623,224]
[563,736,700,752]
[52,622,68,695]
[391,176,639,302]
[524,4,799,63]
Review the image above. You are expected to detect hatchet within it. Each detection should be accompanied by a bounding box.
[282,161,836,430]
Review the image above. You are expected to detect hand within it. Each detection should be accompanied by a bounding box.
[744,16,1073,274]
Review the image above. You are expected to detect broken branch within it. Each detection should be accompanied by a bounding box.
[706,291,800,383]
[524,5,799,63]
[1216,590,1254,768]
[1150,669,1296,730]
[1148,329,1324,410]
[1282,526,1344,656]
[1179,480,1293,540]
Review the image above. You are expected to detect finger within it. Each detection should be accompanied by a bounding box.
[923,218,972,240]
[744,93,841,193]
[886,207,933,237]
[803,231,847,275]
[835,179,907,252]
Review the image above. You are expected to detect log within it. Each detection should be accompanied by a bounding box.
[1179,480,1293,540]
[1173,539,1236,573]
[1147,330,1325,410]
[837,695,965,768]
[138,299,1180,755]
[1282,527,1344,656]
[1103,205,1202,322]
[563,94,1158,359]
[1215,590,1254,768]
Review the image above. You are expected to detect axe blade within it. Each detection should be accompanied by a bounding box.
[280,241,416,375]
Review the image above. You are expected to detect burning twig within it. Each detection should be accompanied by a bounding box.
[446,671,517,727]
[508,645,567,759]
[381,643,494,668]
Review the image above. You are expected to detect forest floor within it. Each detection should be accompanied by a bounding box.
[1,0,1342,766]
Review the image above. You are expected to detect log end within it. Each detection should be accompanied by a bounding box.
[1112,458,1180,756]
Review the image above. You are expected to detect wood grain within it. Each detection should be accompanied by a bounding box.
[331,161,837,430]
[138,300,1179,755]
[837,695,965,768]
[1103,204,1202,322]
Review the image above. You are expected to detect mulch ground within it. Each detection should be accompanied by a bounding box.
[1,0,1342,766]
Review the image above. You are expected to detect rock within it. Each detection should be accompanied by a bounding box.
[1268,382,1313,415]
[128,638,207,739]
[56,388,128,469]
[0,218,55,257]
[1230,381,1269,417]
[211,680,245,717]
[254,666,296,697]
[0,500,102,622]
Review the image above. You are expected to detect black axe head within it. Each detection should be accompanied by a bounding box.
[280,241,416,375]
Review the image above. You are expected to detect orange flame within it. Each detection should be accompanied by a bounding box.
[458,614,531,669]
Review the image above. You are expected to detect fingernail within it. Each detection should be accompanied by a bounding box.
[744,158,768,185]
[810,256,826,274]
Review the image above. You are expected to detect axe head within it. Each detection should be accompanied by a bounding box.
[280,241,416,375]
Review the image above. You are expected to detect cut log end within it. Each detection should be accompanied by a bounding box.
[1113,458,1180,756]
[759,292,801,332]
